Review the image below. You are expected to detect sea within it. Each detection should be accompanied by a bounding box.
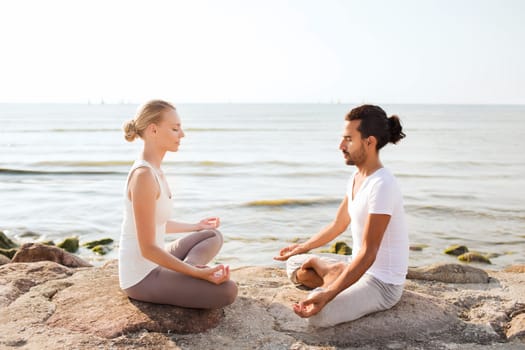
[1,103,524,269]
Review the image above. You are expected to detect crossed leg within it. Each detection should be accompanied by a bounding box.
[166,228,224,266]
[124,229,238,308]
[296,256,346,289]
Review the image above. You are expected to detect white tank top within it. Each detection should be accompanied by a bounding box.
[118,160,173,289]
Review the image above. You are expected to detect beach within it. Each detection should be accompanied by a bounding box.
[1,250,524,349]
[1,103,524,269]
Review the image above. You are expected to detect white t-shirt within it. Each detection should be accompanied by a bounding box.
[347,168,409,285]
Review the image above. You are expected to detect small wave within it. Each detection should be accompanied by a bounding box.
[185,127,269,132]
[406,204,525,221]
[397,172,514,180]
[191,160,240,167]
[430,193,479,201]
[36,160,133,167]
[408,204,487,217]
[31,159,313,169]
[12,128,118,133]
[50,128,117,132]
[0,168,122,175]
[184,160,305,168]
[245,198,339,207]
[397,173,469,180]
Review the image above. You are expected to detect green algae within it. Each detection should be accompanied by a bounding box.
[83,238,114,249]
[444,245,469,256]
[458,252,492,264]
[57,237,79,253]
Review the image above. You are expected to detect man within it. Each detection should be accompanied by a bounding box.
[274,104,409,327]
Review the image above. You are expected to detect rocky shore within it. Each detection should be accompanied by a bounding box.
[1,243,524,349]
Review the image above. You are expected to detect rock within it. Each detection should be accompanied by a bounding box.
[318,241,352,255]
[506,313,525,340]
[409,244,428,251]
[19,231,40,239]
[40,240,55,246]
[82,238,114,249]
[11,243,92,268]
[458,252,492,264]
[46,260,223,338]
[330,241,352,255]
[0,262,524,349]
[91,244,110,255]
[444,244,469,256]
[0,261,73,307]
[57,237,79,253]
[0,248,18,259]
[0,231,17,249]
[504,265,525,273]
[407,262,490,283]
[0,254,10,265]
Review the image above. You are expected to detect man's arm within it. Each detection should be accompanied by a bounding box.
[274,196,350,261]
[293,213,391,317]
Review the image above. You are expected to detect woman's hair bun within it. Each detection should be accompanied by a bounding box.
[123,119,138,142]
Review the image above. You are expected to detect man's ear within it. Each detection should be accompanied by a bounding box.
[368,136,377,146]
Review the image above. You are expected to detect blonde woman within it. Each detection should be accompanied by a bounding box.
[119,100,237,308]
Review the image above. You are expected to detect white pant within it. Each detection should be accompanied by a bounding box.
[286,253,404,327]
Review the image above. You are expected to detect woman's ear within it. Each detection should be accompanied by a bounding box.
[146,123,157,135]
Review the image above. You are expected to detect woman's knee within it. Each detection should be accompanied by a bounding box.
[218,280,238,307]
[201,228,223,245]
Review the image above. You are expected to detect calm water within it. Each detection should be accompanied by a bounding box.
[1,103,524,269]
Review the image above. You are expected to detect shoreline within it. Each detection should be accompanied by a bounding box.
[2,231,522,273]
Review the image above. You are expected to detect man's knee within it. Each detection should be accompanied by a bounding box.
[308,312,332,328]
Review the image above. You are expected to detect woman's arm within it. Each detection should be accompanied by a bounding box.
[165,217,220,234]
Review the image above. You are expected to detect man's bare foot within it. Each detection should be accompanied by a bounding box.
[320,262,345,288]
[301,256,331,275]
[298,257,346,289]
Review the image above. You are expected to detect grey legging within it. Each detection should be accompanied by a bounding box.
[124,229,238,309]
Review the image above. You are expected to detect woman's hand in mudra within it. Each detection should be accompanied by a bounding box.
[197,217,221,230]
[194,264,230,284]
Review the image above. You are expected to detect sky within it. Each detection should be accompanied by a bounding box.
[0,0,524,104]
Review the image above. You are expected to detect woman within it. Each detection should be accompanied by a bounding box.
[118,100,237,308]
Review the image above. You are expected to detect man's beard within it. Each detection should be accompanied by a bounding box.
[343,146,366,166]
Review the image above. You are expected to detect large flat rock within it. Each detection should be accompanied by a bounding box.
[46,260,224,338]
[0,261,524,349]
